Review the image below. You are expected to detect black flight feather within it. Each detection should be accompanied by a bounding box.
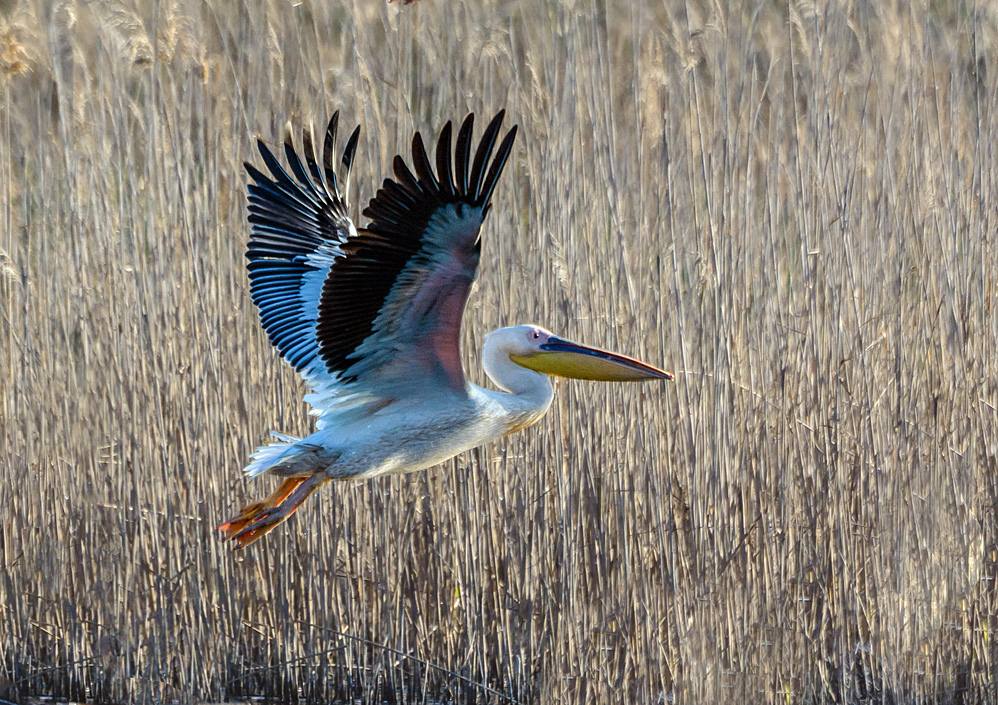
[243,110,517,387]
[315,111,516,381]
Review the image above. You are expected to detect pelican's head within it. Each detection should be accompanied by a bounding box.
[485,324,674,383]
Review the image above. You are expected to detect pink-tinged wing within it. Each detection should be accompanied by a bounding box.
[314,112,517,395]
[244,111,516,424]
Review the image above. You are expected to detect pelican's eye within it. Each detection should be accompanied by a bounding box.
[531,330,541,340]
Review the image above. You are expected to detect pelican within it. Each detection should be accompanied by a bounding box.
[219,110,673,548]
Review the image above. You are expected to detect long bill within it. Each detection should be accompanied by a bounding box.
[510,336,674,382]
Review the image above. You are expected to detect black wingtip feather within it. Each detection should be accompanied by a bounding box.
[392,154,423,196]
[410,132,440,195]
[258,139,302,195]
[435,121,456,198]
[302,125,327,197]
[323,112,340,193]
[283,127,322,202]
[478,125,517,208]
[247,157,321,219]
[468,110,505,202]
[454,114,474,195]
[365,110,515,224]
[342,125,360,203]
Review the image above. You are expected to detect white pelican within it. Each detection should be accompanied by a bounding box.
[220,111,673,548]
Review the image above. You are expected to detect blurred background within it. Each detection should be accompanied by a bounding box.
[1,0,996,702]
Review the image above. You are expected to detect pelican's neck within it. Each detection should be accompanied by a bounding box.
[481,340,554,432]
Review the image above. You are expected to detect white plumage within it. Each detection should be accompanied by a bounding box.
[220,111,672,548]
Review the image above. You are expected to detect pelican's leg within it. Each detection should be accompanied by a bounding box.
[218,472,329,549]
[218,476,306,539]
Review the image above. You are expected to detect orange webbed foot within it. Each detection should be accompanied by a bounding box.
[219,474,327,549]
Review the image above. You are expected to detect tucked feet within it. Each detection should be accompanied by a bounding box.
[219,473,329,549]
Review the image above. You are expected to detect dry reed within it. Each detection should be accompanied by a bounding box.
[1,0,997,703]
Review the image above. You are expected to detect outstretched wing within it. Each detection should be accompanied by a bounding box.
[245,113,360,392]
[244,111,517,425]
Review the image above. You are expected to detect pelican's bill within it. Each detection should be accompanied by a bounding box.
[510,336,674,382]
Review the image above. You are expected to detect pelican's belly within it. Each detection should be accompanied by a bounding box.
[315,393,505,480]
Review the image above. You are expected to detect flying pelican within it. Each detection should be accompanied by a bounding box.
[219,110,673,548]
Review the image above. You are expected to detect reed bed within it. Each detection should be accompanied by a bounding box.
[1,0,997,702]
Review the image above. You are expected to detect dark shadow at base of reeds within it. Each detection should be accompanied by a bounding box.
[800,651,997,705]
[4,647,524,705]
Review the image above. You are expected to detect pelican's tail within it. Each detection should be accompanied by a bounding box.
[243,432,315,478]
[223,432,332,547]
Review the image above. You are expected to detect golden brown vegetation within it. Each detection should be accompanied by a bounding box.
[2,0,997,702]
